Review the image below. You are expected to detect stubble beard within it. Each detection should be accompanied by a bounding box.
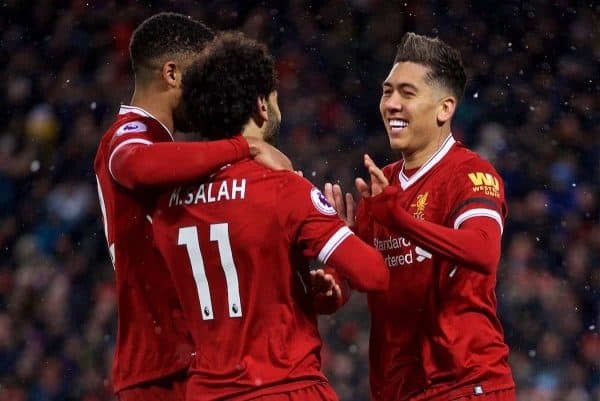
[263,103,281,146]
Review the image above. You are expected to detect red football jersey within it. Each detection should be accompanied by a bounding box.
[94,105,193,392]
[152,159,353,401]
[359,135,514,400]
[357,185,429,401]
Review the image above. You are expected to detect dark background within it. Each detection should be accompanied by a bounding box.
[0,1,597,400]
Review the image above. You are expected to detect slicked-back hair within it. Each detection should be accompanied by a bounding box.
[129,12,213,75]
[183,31,277,139]
[394,32,467,103]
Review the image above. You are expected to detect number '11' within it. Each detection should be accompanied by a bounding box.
[178,223,242,320]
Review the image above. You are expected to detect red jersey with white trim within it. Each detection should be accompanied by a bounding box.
[361,136,514,401]
[356,175,429,401]
[152,159,351,401]
[94,106,193,392]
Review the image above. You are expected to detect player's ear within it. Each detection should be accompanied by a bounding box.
[256,96,269,122]
[437,95,456,126]
[161,61,179,88]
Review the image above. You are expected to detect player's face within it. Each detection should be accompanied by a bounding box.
[264,91,281,145]
[380,62,444,154]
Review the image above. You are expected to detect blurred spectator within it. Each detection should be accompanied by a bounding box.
[0,1,597,400]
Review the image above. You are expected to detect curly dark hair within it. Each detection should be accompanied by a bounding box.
[394,32,467,103]
[129,12,213,75]
[182,31,277,139]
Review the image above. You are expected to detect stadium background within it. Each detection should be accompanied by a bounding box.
[0,1,597,400]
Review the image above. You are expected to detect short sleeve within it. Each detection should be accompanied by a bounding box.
[276,173,352,264]
[447,157,507,233]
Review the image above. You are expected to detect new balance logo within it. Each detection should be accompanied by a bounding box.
[415,246,432,262]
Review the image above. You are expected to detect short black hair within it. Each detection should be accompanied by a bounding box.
[129,12,214,75]
[394,32,467,103]
[183,31,277,139]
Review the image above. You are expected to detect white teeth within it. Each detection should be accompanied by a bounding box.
[389,119,408,128]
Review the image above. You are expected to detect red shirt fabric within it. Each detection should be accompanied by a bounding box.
[151,159,386,401]
[94,106,193,391]
[357,135,514,400]
[94,105,249,392]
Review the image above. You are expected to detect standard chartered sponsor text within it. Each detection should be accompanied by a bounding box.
[374,236,415,267]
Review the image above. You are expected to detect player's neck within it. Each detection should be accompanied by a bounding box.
[402,130,451,169]
[242,119,266,142]
[130,87,174,134]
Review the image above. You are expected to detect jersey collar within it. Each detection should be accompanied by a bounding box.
[399,134,456,190]
[118,105,174,141]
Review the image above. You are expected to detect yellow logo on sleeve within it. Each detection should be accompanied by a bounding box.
[468,172,500,197]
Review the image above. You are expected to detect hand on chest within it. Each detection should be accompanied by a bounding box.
[370,182,448,269]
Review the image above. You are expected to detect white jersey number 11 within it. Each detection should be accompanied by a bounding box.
[178,223,242,320]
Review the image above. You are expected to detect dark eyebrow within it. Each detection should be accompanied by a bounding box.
[381,82,419,92]
[399,83,418,92]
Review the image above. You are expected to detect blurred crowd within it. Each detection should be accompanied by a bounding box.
[0,1,597,400]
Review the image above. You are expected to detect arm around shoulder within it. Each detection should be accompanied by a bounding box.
[109,137,250,190]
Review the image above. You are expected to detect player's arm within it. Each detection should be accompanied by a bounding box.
[313,183,377,313]
[322,231,389,291]
[280,177,389,293]
[109,135,291,190]
[363,157,505,275]
[366,191,500,274]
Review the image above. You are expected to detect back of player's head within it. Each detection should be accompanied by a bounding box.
[183,31,277,139]
[129,12,214,80]
[394,32,466,103]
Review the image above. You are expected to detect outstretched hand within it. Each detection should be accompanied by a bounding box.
[355,154,389,198]
[323,182,356,227]
[247,138,293,171]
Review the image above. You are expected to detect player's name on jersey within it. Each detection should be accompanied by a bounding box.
[168,179,247,207]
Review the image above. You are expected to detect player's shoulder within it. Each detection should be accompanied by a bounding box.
[214,160,336,215]
[449,141,499,175]
[445,142,505,195]
[105,114,155,138]
[103,106,170,143]
[382,160,403,180]
[230,160,308,186]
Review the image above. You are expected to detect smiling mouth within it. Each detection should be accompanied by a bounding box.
[388,119,408,133]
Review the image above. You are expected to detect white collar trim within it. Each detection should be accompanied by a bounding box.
[118,105,174,141]
[399,135,456,190]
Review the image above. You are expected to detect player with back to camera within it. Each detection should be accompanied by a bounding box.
[325,32,515,401]
[150,31,390,401]
[94,12,292,401]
